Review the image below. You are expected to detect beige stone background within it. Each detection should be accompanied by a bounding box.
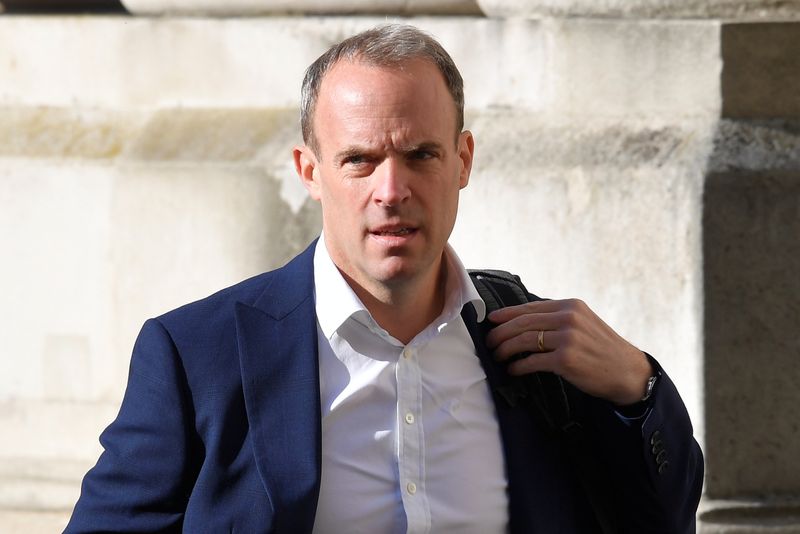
[1,0,799,532]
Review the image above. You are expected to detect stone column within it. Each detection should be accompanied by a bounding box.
[701,22,800,532]
[478,1,800,531]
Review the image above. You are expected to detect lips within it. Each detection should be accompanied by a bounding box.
[368,223,418,240]
[373,228,413,236]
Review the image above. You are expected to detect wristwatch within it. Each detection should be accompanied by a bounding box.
[641,374,658,402]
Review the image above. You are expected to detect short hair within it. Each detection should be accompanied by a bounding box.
[300,24,465,155]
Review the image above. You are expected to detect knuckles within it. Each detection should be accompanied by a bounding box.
[561,309,580,328]
[561,329,578,347]
[564,298,586,311]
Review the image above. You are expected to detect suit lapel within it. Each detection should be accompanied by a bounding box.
[235,242,321,534]
[462,303,541,534]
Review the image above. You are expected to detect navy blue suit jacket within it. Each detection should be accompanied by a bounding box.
[66,241,703,533]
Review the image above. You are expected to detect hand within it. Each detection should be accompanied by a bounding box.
[485,298,653,406]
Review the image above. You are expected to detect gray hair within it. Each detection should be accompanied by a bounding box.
[300,24,465,155]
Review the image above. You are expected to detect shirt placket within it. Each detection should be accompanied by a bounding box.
[396,343,431,534]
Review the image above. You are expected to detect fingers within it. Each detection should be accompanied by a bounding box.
[484,296,649,403]
[485,309,569,349]
[506,350,559,376]
[492,329,566,362]
[487,298,583,323]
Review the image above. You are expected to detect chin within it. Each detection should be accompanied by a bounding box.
[369,259,419,287]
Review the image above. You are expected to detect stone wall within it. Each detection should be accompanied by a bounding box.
[0,3,798,532]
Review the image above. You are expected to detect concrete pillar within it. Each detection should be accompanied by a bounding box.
[698,22,800,533]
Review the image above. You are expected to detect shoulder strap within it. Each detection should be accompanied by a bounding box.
[468,269,574,432]
[468,269,619,534]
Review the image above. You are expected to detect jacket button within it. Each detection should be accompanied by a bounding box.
[652,441,665,456]
[658,460,670,475]
[650,430,661,446]
[656,450,667,465]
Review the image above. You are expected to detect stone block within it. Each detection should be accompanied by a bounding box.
[477,0,800,20]
[125,108,296,162]
[0,510,70,534]
[722,23,800,119]
[119,0,481,15]
[42,335,92,402]
[699,498,800,533]
[703,170,800,498]
[0,399,118,460]
[0,456,90,511]
[0,163,116,401]
[0,17,317,108]
[0,107,136,160]
[541,19,720,119]
[710,119,800,173]
[0,17,721,120]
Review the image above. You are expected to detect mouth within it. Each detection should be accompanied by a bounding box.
[368,224,419,243]
[371,227,415,236]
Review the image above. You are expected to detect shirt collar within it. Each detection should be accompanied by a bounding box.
[442,243,487,324]
[313,234,486,341]
[314,234,369,340]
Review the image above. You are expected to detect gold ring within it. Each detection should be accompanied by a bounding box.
[537,330,545,351]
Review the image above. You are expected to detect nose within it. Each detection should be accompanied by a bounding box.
[372,157,411,207]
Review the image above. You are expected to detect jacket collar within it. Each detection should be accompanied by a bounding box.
[462,303,541,534]
[235,240,321,533]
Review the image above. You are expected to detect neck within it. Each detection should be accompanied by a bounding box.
[343,260,447,345]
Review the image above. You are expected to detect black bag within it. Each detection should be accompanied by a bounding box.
[469,269,618,534]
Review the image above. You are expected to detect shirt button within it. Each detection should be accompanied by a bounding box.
[403,348,414,359]
[407,482,417,495]
[404,412,415,424]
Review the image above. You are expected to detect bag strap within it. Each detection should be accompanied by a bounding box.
[469,270,573,431]
[468,269,618,534]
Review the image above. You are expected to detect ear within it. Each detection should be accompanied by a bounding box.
[293,145,322,201]
[457,130,474,189]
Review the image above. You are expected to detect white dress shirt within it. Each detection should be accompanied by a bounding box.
[311,236,509,534]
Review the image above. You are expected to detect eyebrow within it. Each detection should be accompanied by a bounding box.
[333,141,445,163]
[403,141,444,155]
[333,146,371,163]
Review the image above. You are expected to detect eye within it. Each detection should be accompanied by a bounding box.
[345,154,366,165]
[409,149,436,161]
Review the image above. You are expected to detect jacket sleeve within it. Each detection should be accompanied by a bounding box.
[580,356,704,534]
[64,318,201,533]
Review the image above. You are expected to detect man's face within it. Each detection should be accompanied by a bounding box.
[295,58,474,295]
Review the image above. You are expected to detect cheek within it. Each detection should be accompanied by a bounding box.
[319,185,362,232]
[435,186,461,233]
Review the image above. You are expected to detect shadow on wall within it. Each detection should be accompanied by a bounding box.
[702,21,800,514]
[0,0,127,13]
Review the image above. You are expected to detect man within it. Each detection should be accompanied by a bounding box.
[66,24,703,533]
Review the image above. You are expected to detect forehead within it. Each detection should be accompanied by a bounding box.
[313,59,457,153]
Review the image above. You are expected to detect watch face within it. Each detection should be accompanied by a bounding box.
[642,375,658,402]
